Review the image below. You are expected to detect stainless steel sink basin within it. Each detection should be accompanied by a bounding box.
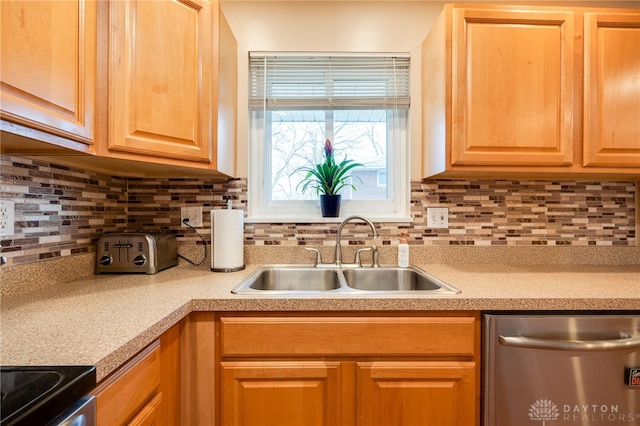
[342,266,460,294]
[231,265,461,295]
[232,266,341,293]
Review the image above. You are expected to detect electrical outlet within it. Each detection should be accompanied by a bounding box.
[181,206,203,228]
[0,200,15,237]
[427,207,448,229]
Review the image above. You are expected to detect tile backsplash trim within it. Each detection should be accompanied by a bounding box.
[0,155,636,267]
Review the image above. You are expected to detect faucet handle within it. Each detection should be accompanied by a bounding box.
[354,247,372,267]
[305,247,323,266]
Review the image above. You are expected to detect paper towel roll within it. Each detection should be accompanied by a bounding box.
[211,209,245,272]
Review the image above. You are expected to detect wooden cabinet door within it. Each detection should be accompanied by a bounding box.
[221,361,350,426]
[450,8,575,167]
[108,0,212,163]
[357,361,477,426]
[92,341,161,426]
[0,0,96,148]
[583,12,640,168]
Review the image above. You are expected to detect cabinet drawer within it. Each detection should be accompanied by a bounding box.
[221,316,476,357]
[128,392,162,426]
[92,341,161,426]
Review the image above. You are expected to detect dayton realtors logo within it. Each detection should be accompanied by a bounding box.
[529,399,560,425]
[528,398,639,423]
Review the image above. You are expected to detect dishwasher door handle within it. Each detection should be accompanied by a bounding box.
[499,334,640,351]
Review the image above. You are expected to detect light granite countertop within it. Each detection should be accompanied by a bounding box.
[1,261,639,381]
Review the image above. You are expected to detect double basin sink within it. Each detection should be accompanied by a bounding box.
[231,265,461,295]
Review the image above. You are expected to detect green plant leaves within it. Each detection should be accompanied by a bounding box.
[293,157,363,195]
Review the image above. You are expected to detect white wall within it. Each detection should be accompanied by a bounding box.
[220,1,640,180]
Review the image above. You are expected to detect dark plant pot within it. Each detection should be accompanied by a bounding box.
[320,194,341,217]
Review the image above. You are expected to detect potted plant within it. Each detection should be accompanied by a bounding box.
[294,139,363,217]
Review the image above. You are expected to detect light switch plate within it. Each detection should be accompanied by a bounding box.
[0,200,15,237]
[427,207,448,229]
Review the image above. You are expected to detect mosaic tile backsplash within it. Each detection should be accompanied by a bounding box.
[0,155,636,266]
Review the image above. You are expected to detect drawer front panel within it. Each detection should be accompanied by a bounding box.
[221,316,476,357]
[92,341,161,426]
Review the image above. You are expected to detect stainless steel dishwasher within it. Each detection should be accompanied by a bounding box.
[484,313,640,425]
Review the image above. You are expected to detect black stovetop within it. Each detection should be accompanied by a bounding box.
[1,366,95,426]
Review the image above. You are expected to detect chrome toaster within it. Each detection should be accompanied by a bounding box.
[96,233,178,274]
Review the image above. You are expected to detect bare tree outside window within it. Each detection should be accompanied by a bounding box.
[270,110,387,201]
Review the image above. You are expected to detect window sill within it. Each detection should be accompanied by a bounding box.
[245,215,414,224]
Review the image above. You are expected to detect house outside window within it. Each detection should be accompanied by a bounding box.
[248,53,411,221]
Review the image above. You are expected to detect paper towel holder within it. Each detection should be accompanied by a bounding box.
[212,265,246,273]
[211,203,246,273]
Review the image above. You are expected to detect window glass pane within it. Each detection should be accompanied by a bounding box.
[333,110,387,201]
[269,110,388,201]
[270,110,325,201]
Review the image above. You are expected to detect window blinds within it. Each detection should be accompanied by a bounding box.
[249,53,411,110]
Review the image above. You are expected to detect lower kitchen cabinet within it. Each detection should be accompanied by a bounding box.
[357,361,477,426]
[221,361,346,426]
[128,393,163,426]
[91,340,162,426]
[90,319,182,426]
[216,313,480,426]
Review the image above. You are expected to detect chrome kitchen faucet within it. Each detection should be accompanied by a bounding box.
[335,215,380,267]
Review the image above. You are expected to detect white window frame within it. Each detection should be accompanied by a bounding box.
[247,53,412,223]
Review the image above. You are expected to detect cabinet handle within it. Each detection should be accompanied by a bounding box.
[498,334,640,351]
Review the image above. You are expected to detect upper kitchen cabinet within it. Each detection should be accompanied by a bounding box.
[422,4,640,179]
[583,11,640,168]
[0,0,98,153]
[103,0,237,176]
